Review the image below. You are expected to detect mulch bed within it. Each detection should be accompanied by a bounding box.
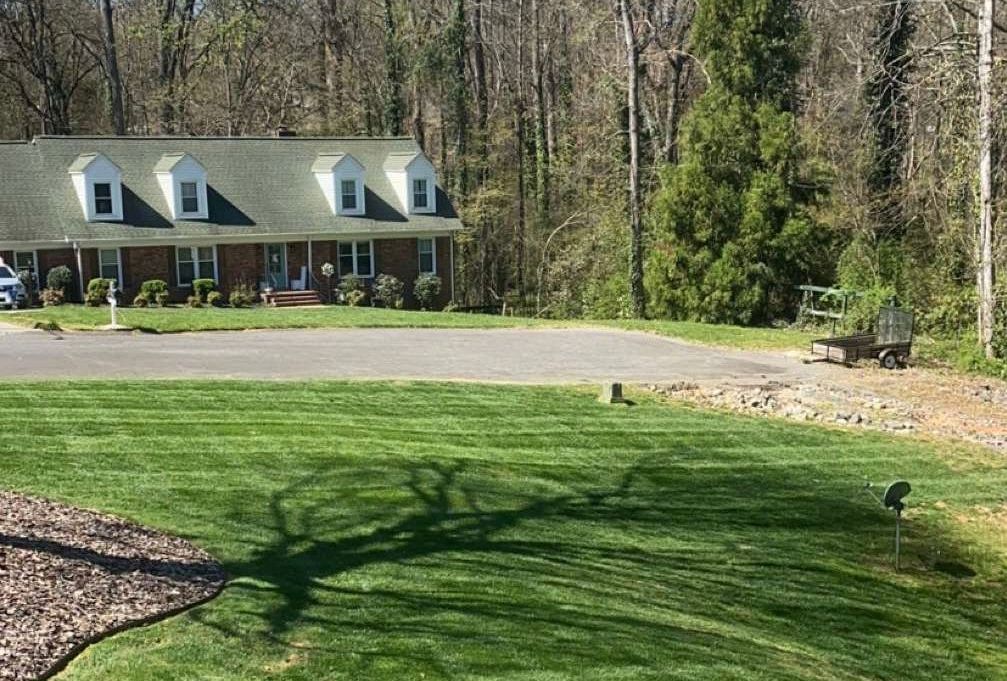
[0,491,226,680]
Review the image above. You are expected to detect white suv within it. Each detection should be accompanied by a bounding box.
[0,263,28,309]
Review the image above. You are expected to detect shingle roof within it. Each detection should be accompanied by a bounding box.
[0,136,462,246]
[151,151,192,173]
[383,151,420,172]
[310,152,348,173]
[68,152,112,173]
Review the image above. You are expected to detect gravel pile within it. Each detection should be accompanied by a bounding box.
[649,364,1007,451]
[0,491,225,681]
[650,380,919,433]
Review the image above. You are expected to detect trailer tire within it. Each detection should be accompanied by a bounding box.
[880,351,898,370]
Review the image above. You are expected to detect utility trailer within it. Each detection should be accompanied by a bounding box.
[811,306,914,369]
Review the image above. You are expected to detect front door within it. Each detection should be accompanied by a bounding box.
[265,243,288,290]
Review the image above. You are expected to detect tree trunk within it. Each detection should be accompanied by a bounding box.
[515,0,528,301]
[531,0,550,229]
[617,0,646,318]
[383,0,404,136]
[472,0,488,187]
[451,0,468,197]
[977,0,996,359]
[99,0,125,135]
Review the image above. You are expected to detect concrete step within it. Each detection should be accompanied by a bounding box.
[266,290,323,308]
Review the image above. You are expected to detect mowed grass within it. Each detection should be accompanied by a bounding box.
[1,382,1005,680]
[6,305,815,350]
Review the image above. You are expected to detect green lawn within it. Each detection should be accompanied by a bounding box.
[6,305,815,350]
[2,381,1005,680]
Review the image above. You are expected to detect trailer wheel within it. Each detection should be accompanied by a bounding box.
[880,351,898,370]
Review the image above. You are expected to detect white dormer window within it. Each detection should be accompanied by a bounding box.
[93,183,114,216]
[154,152,209,220]
[383,151,437,214]
[413,179,430,210]
[68,153,123,222]
[341,179,359,211]
[181,182,199,214]
[312,153,365,216]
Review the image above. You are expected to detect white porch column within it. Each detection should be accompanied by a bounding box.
[307,236,313,288]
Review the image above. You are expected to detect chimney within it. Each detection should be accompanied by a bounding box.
[275,125,296,138]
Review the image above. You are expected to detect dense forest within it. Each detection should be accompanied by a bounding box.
[0,0,1003,362]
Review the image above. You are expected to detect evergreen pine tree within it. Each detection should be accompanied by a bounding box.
[646,0,817,324]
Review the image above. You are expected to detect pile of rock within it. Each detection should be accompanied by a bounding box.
[648,380,920,434]
[0,491,226,681]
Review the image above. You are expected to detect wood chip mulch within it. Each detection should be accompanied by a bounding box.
[0,490,226,680]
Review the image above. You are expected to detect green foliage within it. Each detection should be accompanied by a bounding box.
[837,285,897,334]
[228,283,256,308]
[382,0,404,135]
[139,280,169,305]
[647,0,819,326]
[338,274,363,299]
[39,288,64,307]
[192,278,216,302]
[345,289,369,307]
[132,294,149,308]
[46,266,73,294]
[581,272,633,320]
[648,93,819,324]
[413,273,442,309]
[155,291,171,307]
[372,273,405,309]
[206,291,224,308]
[691,0,806,109]
[863,0,914,245]
[85,278,113,307]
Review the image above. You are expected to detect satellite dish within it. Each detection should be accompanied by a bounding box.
[883,480,911,512]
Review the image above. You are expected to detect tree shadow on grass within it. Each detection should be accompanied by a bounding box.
[0,533,222,583]
[186,456,1007,679]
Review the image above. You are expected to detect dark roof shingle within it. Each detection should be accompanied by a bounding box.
[0,136,462,246]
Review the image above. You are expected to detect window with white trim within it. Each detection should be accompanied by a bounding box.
[98,248,121,285]
[412,178,429,209]
[93,183,114,216]
[180,182,199,214]
[418,238,436,274]
[338,240,373,278]
[341,179,358,211]
[176,246,216,287]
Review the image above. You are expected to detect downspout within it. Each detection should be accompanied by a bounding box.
[450,235,456,303]
[71,238,84,303]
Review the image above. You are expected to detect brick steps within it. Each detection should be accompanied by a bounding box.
[264,290,323,308]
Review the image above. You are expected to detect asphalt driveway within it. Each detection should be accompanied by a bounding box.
[0,326,811,383]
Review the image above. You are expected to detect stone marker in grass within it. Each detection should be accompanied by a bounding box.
[599,382,625,404]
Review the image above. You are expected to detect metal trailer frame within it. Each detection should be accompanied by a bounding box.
[811,307,915,369]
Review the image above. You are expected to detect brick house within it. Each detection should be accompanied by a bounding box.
[0,135,462,307]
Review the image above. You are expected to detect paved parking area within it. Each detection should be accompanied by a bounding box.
[0,326,815,383]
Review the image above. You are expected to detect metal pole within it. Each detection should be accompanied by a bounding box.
[895,509,901,571]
